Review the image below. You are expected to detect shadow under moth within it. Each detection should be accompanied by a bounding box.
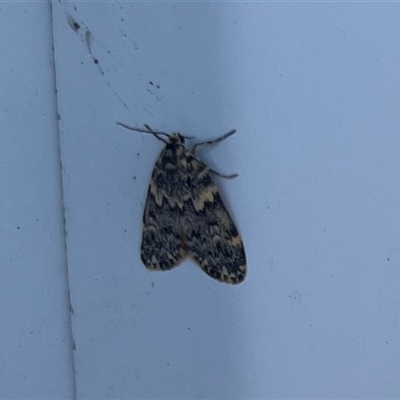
[117,123,247,284]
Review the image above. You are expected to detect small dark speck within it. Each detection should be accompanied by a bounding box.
[187,327,191,330]
[93,58,99,64]
[387,258,390,261]
[133,176,136,180]
[151,281,155,288]
[149,81,160,89]
[67,15,80,32]
[16,226,20,230]
[74,6,77,11]
[136,152,140,157]
[288,291,301,302]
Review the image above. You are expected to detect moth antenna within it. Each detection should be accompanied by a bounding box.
[143,124,194,141]
[117,122,195,141]
[116,122,168,143]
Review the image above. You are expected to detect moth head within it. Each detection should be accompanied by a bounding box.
[169,133,186,145]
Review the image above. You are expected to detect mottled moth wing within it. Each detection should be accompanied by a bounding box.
[181,149,247,284]
[141,145,188,270]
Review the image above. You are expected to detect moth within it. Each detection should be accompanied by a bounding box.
[117,123,247,284]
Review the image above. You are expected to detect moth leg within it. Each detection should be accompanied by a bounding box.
[209,169,238,179]
[192,129,238,178]
[192,129,236,154]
